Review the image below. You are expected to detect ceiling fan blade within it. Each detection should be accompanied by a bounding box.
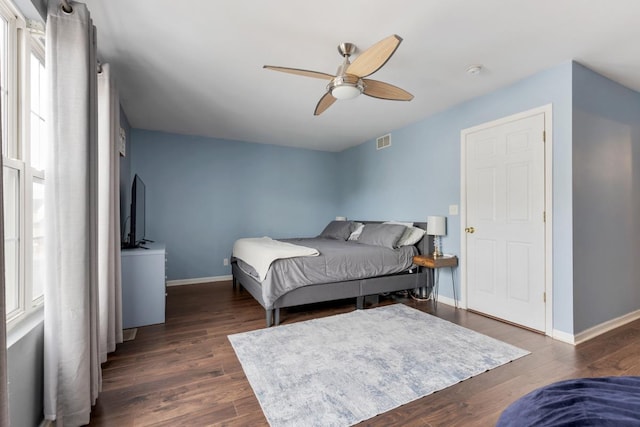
[346,34,403,78]
[314,92,337,115]
[363,79,414,101]
[263,65,334,80]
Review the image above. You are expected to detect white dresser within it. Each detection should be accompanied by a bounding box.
[121,242,166,328]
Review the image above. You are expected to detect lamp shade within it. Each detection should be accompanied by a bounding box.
[426,216,446,236]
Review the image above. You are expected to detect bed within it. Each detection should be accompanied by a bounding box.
[496,376,640,426]
[231,220,434,326]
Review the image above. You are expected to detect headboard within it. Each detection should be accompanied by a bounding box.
[357,220,434,256]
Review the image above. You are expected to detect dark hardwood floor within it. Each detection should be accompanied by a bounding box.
[89,282,640,426]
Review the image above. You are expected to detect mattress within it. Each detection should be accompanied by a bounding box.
[236,237,417,307]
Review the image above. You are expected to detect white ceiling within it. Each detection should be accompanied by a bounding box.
[82,0,640,152]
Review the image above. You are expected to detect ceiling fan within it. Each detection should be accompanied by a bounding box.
[264,34,414,115]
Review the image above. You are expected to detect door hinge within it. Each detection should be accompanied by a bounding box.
[543,130,546,142]
[543,211,546,222]
[543,292,546,303]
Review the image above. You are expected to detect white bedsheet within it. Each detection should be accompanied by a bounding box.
[232,237,319,281]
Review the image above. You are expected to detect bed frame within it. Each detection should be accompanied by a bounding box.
[231,221,434,326]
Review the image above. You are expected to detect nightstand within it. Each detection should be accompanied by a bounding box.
[413,254,459,308]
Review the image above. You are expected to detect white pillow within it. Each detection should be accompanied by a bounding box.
[348,222,365,240]
[397,226,426,246]
[383,221,425,246]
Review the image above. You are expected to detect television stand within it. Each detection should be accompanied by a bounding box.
[121,242,166,328]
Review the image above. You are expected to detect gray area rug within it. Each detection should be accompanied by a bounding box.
[228,304,529,426]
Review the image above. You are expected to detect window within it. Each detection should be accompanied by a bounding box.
[29,47,46,302]
[1,0,46,327]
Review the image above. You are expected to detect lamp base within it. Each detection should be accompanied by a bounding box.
[432,236,443,258]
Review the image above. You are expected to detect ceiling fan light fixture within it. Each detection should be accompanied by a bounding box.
[331,85,361,100]
[328,75,364,100]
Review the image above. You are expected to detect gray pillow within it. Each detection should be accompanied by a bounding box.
[356,223,406,248]
[318,220,356,240]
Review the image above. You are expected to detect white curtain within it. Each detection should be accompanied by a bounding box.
[97,63,123,362]
[44,1,101,425]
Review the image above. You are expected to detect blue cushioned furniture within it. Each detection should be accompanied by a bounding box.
[497,376,640,426]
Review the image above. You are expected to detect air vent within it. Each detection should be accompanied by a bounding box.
[376,133,391,150]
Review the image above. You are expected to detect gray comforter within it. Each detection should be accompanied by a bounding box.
[236,238,417,307]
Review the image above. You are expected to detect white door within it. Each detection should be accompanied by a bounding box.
[464,111,546,331]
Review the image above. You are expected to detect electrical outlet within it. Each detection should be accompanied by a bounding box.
[449,204,459,215]
[223,258,229,266]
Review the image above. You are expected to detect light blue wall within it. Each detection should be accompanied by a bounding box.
[571,62,640,333]
[130,130,340,280]
[338,61,574,333]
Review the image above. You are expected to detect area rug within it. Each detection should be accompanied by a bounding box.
[228,304,529,427]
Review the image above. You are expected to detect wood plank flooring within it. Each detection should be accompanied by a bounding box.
[89,282,640,426]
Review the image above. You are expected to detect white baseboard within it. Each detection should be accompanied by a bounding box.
[166,275,233,287]
[551,309,640,345]
[552,329,575,345]
[573,308,640,345]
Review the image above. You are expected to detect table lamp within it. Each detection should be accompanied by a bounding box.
[427,216,446,258]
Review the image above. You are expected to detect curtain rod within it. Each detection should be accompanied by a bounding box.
[60,0,73,13]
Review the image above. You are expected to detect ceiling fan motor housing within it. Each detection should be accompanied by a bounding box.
[338,42,357,57]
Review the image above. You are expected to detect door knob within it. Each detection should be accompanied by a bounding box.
[465,226,475,234]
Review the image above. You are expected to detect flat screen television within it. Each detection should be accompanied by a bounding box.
[126,174,146,248]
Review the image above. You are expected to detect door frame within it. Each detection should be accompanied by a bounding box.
[460,104,553,336]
